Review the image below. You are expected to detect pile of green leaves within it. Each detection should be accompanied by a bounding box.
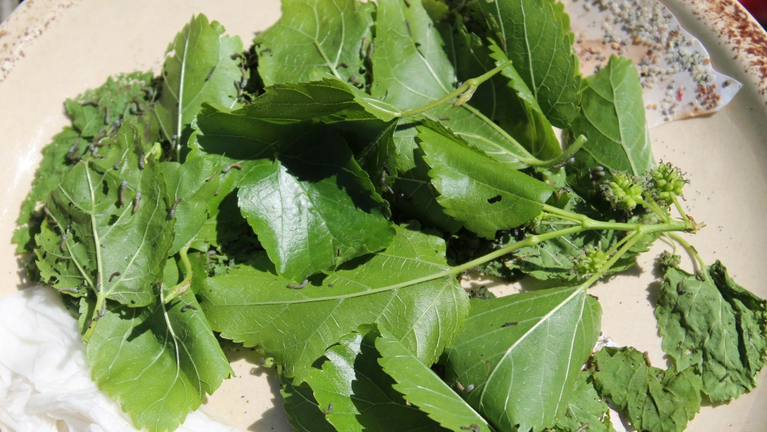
[14,1,767,431]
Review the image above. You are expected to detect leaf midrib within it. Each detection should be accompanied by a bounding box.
[477,286,585,410]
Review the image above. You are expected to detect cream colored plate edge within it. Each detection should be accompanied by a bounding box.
[1,1,766,431]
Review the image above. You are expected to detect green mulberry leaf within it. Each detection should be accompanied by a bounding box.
[376,327,491,432]
[476,0,581,127]
[568,56,653,193]
[281,374,337,432]
[302,330,445,432]
[155,14,244,148]
[65,71,155,138]
[40,119,174,308]
[161,154,222,255]
[199,224,468,381]
[237,129,395,282]
[655,261,767,403]
[372,0,535,169]
[87,293,232,432]
[552,372,615,432]
[234,78,399,123]
[255,0,374,86]
[442,286,601,432]
[593,347,702,432]
[418,123,554,238]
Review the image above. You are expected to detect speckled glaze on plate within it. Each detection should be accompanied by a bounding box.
[0,1,765,431]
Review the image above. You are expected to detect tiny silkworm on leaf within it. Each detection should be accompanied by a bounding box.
[222,163,242,173]
[132,192,142,215]
[168,198,182,219]
[286,279,309,289]
[205,66,216,82]
[109,271,121,282]
[321,402,333,414]
[119,180,128,206]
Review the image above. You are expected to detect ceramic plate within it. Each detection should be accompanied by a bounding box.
[1,1,765,431]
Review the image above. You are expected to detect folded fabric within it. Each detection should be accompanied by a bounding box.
[0,286,243,432]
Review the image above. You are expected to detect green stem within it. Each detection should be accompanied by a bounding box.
[163,245,193,304]
[528,134,588,168]
[82,293,104,343]
[399,61,512,118]
[451,225,585,275]
[252,213,693,306]
[637,196,670,222]
[667,232,709,281]
[671,195,690,224]
[603,231,634,259]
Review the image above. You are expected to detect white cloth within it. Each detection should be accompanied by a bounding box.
[0,286,244,432]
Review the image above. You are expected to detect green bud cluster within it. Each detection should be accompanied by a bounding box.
[603,172,644,211]
[574,246,608,279]
[650,162,687,205]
